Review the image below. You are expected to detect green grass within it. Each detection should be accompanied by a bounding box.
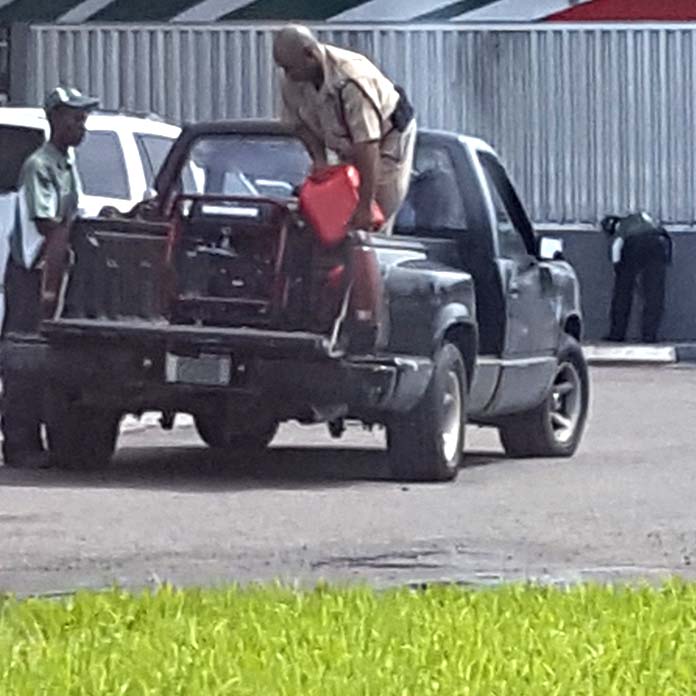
[1,580,696,695]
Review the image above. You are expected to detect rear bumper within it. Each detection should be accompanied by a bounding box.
[17,321,434,417]
[42,319,334,360]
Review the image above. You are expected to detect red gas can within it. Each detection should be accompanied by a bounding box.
[298,164,385,247]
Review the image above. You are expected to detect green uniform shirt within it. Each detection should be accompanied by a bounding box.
[21,141,80,222]
[611,212,660,264]
[11,142,81,266]
[616,212,657,241]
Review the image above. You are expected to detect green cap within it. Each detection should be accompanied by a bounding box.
[44,86,99,114]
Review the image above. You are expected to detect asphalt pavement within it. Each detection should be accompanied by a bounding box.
[1,365,695,596]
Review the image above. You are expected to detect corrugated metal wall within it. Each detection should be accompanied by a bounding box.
[10,23,696,227]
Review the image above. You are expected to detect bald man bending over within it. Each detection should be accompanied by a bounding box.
[273,25,417,234]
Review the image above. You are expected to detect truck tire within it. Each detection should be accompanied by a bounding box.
[387,342,466,482]
[194,413,278,455]
[45,387,122,470]
[498,336,589,458]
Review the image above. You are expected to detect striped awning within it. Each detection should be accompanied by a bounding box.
[0,0,579,23]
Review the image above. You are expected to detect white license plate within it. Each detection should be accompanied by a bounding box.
[165,353,232,386]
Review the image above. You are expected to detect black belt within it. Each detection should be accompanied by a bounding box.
[390,86,415,133]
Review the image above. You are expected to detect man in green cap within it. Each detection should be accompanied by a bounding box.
[1,86,98,469]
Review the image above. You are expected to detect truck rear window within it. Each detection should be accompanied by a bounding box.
[183,134,310,198]
[0,125,45,192]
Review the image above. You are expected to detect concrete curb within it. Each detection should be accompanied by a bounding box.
[584,344,678,366]
[675,344,696,363]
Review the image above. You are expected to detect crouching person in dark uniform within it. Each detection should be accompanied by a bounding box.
[602,212,672,344]
[1,87,98,468]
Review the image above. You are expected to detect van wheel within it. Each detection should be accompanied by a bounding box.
[498,337,589,458]
[45,387,121,470]
[194,412,278,455]
[387,343,466,482]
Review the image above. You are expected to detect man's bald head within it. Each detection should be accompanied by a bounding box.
[273,24,324,84]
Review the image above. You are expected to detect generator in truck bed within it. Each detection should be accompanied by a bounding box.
[24,120,589,482]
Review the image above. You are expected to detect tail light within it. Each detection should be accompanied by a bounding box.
[165,215,181,267]
[326,264,346,290]
[347,242,384,351]
[162,203,187,315]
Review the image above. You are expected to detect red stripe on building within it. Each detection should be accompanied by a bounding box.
[547,0,696,21]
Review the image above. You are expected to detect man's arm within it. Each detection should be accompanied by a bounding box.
[339,82,383,230]
[611,237,624,266]
[295,125,328,171]
[22,163,71,318]
[36,219,70,319]
[350,141,380,229]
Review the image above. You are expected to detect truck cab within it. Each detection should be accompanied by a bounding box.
[392,131,582,422]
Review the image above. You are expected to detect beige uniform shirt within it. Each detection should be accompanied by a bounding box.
[281,44,416,225]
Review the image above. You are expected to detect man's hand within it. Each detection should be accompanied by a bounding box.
[310,160,329,176]
[40,290,60,321]
[349,201,375,231]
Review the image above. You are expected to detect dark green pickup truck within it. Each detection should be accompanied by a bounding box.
[5,120,589,482]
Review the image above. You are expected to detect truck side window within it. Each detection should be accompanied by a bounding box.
[478,153,534,259]
[396,144,467,235]
[135,134,176,188]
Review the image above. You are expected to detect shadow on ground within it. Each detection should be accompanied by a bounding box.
[0,444,507,492]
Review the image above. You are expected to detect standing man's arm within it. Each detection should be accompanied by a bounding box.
[38,220,70,319]
[22,164,70,318]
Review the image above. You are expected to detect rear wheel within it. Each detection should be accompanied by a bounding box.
[498,336,589,458]
[387,343,466,482]
[45,386,121,470]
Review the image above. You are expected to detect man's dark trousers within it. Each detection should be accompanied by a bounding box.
[608,234,668,343]
[1,259,44,462]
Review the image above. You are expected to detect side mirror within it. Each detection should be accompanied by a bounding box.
[538,236,565,261]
